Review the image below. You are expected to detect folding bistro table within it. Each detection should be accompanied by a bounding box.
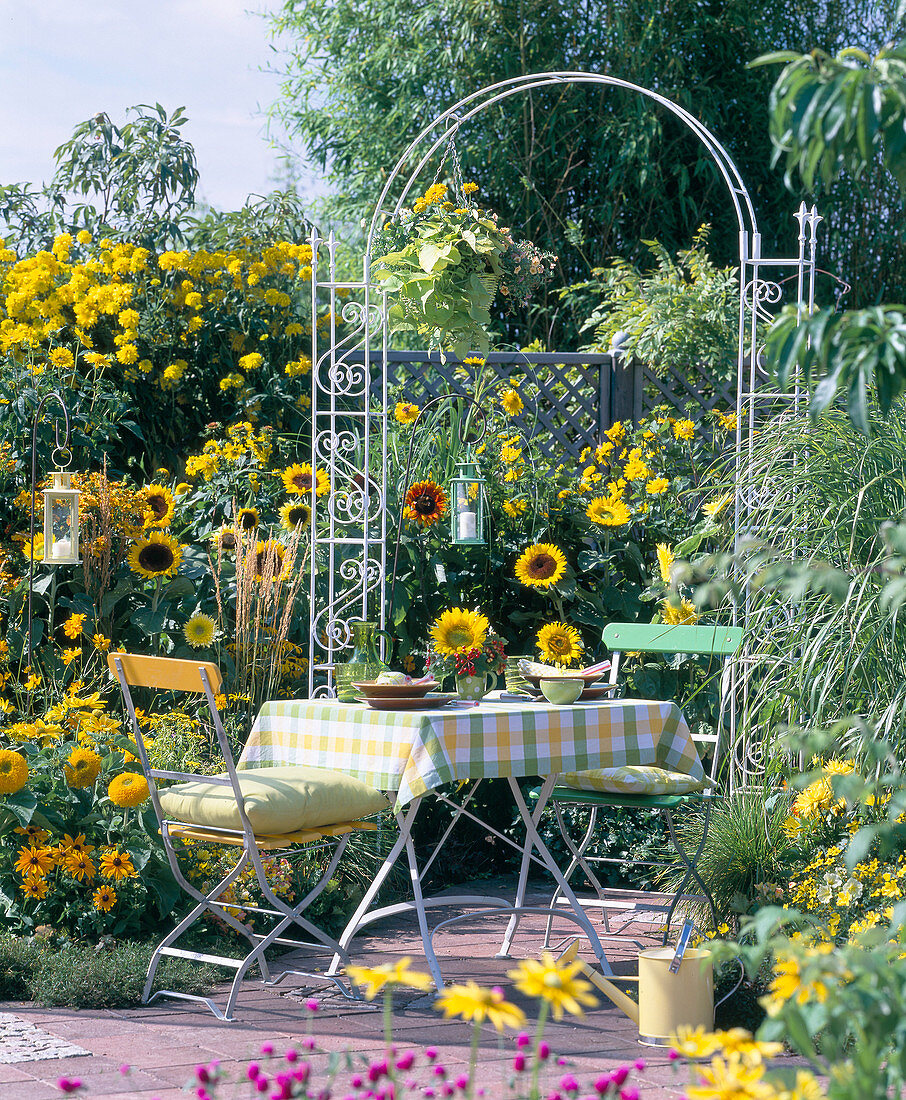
[239,695,703,987]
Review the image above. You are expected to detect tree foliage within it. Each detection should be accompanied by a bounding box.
[265,0,899,346]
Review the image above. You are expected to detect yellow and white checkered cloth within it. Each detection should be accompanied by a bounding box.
[240,697,703,813]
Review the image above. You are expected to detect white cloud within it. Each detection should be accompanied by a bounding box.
[0,0,311,212]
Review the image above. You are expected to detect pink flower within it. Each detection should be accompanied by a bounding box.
[634,1060,646,1072]
[260,1044,274,1056]
[668,1049,680,1061]
[620,1089,640,1100]
[306,999,320,1012]
[516,1033,531,1048]
[247,1063,261,1081]
[513,1054,526,1072]
[426,1047,439,1061]
[594,1075,612,1093]
[455,1075,469,1090]
[611,1066,629,1086]
[396,1053,415,1071]
[538,1042,551,1061]
[560,1075,579,1092]
[119,1065,131,1076]
[57,1081,82,1094]
[285,1050,298,1064]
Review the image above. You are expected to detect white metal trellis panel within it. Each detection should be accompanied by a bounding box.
[731,202,822,790]
[307,229,388,698]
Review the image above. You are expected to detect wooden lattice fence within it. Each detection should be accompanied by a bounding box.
[350,350,735,463]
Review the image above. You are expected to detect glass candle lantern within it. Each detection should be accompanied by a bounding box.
[42,470,80,565]
[450,457,486,546]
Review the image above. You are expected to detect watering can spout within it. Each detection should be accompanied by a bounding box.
[557,941,640,1025]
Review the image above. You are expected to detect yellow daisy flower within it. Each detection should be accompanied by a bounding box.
[184,613,216,649]
[435,981,526,1032]
[500,389,523,416]
[508,951,598,1019]
[108,773,150,808]
[346,957,432,1000]
[394,402,420,425]
[0,750,29,795]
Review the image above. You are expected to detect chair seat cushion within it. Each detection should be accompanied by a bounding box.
[158,765,389,834]
[559,765,708,796]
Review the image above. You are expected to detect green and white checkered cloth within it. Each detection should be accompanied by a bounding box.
[240,697,703,813]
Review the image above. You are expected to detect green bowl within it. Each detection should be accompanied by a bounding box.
[539,678,584,705]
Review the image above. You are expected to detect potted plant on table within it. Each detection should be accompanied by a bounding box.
[373,181,556,359]
[425,606,507,700]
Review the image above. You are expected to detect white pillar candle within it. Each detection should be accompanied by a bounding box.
[458,510,477,540]
[52,537,72,560]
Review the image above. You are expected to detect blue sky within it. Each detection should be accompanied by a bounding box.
[0,0,309,213]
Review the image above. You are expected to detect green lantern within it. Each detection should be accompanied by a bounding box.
[450,455,486,546]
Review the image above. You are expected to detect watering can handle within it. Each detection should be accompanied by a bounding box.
[714,956,745,1009]
[668,920,695,974]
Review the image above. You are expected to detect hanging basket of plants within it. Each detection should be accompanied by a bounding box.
[373,180,557,360]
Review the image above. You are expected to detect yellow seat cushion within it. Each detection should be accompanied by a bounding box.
[560,765,708,796]
[157,765,389,834]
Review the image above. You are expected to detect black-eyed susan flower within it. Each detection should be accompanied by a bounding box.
[64,747,102,788]
[62,850,96,882]
[429,608,489,656]
[20,875,49,900]
[279,501,312,530]
[282,462,329,497]
[404,480,448,528]
[514,543,567,589]
[127,531,183,579]
[184,613,216,649]
[14,844,56,879]
[92,885,117,912]
[536,622,583,667]
[0,749,29,795]
[108,773,150,808]
[99,849,136,881]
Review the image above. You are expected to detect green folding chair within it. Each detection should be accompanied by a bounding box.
[543,622,743,945]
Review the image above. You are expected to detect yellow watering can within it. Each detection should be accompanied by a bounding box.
[560,923,728,1047]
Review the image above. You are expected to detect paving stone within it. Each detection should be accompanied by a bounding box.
[0,1012,89,1064]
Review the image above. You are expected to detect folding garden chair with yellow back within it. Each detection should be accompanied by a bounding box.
[108,653,389,1020]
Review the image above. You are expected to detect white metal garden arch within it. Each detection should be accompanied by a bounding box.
[306,71,820,787]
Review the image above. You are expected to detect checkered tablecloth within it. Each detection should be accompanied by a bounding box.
[240,697,703,813]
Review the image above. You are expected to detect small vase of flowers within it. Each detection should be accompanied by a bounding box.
[426,607,507,701]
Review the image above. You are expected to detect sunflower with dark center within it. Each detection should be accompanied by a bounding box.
[514,543,567,589]
[211,525,238,552]
[237,508,260,531]
[404,480,448,527]
[141,483,174,528]
[127,531,183,579]
[280,501,312,530]
[282,462,329,497]
[253,540,287,583]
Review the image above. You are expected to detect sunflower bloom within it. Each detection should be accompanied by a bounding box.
[508,952,598,1019]
[703,492,732,519]
[435,981,526,1032]
[64,747,102,788]
[346,957,432,1000]
[0,749,29,795]
[108,773,150,808]
[586,496,631,527]
[99,850,136,881]
[282,462,329,497]
[661,598,698,626]
[394,402,420,425]
[404,481,448,528]
[127,531,183,580]
[279,501,312,530]
[685,1056,774,1099]
[536,622,583,667]
[141,483,175,528]
[502,499,528,518]
[92,885,117,913]
[430,608,489,655]
[211,525,238,552]
[500,390,523,416]
[673,418,695,441]
[253,540,288,584]
[656,544,674,583]
[514,543,567,589]
[184,613,216,649]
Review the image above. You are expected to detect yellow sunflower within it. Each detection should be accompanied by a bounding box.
[236,507,260,531]
[64,747,102,788]
[502,499,528,518]
[211,524,238,552]
[430,608,489,655]
[404,480,448,528]
[656,543,674,583]
[92,885,117,912]
[0,749,28,795]
[661,598,698,626]
[536,622,584,667]
[508,952,598,1020]
[253,539,287,583]
[127,531,183,579]
[586,496,631,527]
[514,543,567,589]
[282,462,329,497]
[279,501,312,530]
[394,402,420,425]
[184,613,216,649]
[108,772,150,808]
[435,981,526,1032]
[500,389,523,416]
[141,483,175,528]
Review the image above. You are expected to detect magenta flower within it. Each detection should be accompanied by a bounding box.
[560,1074,580,1092]
[513,1054,526,1072]
[57,1080,82,1094]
